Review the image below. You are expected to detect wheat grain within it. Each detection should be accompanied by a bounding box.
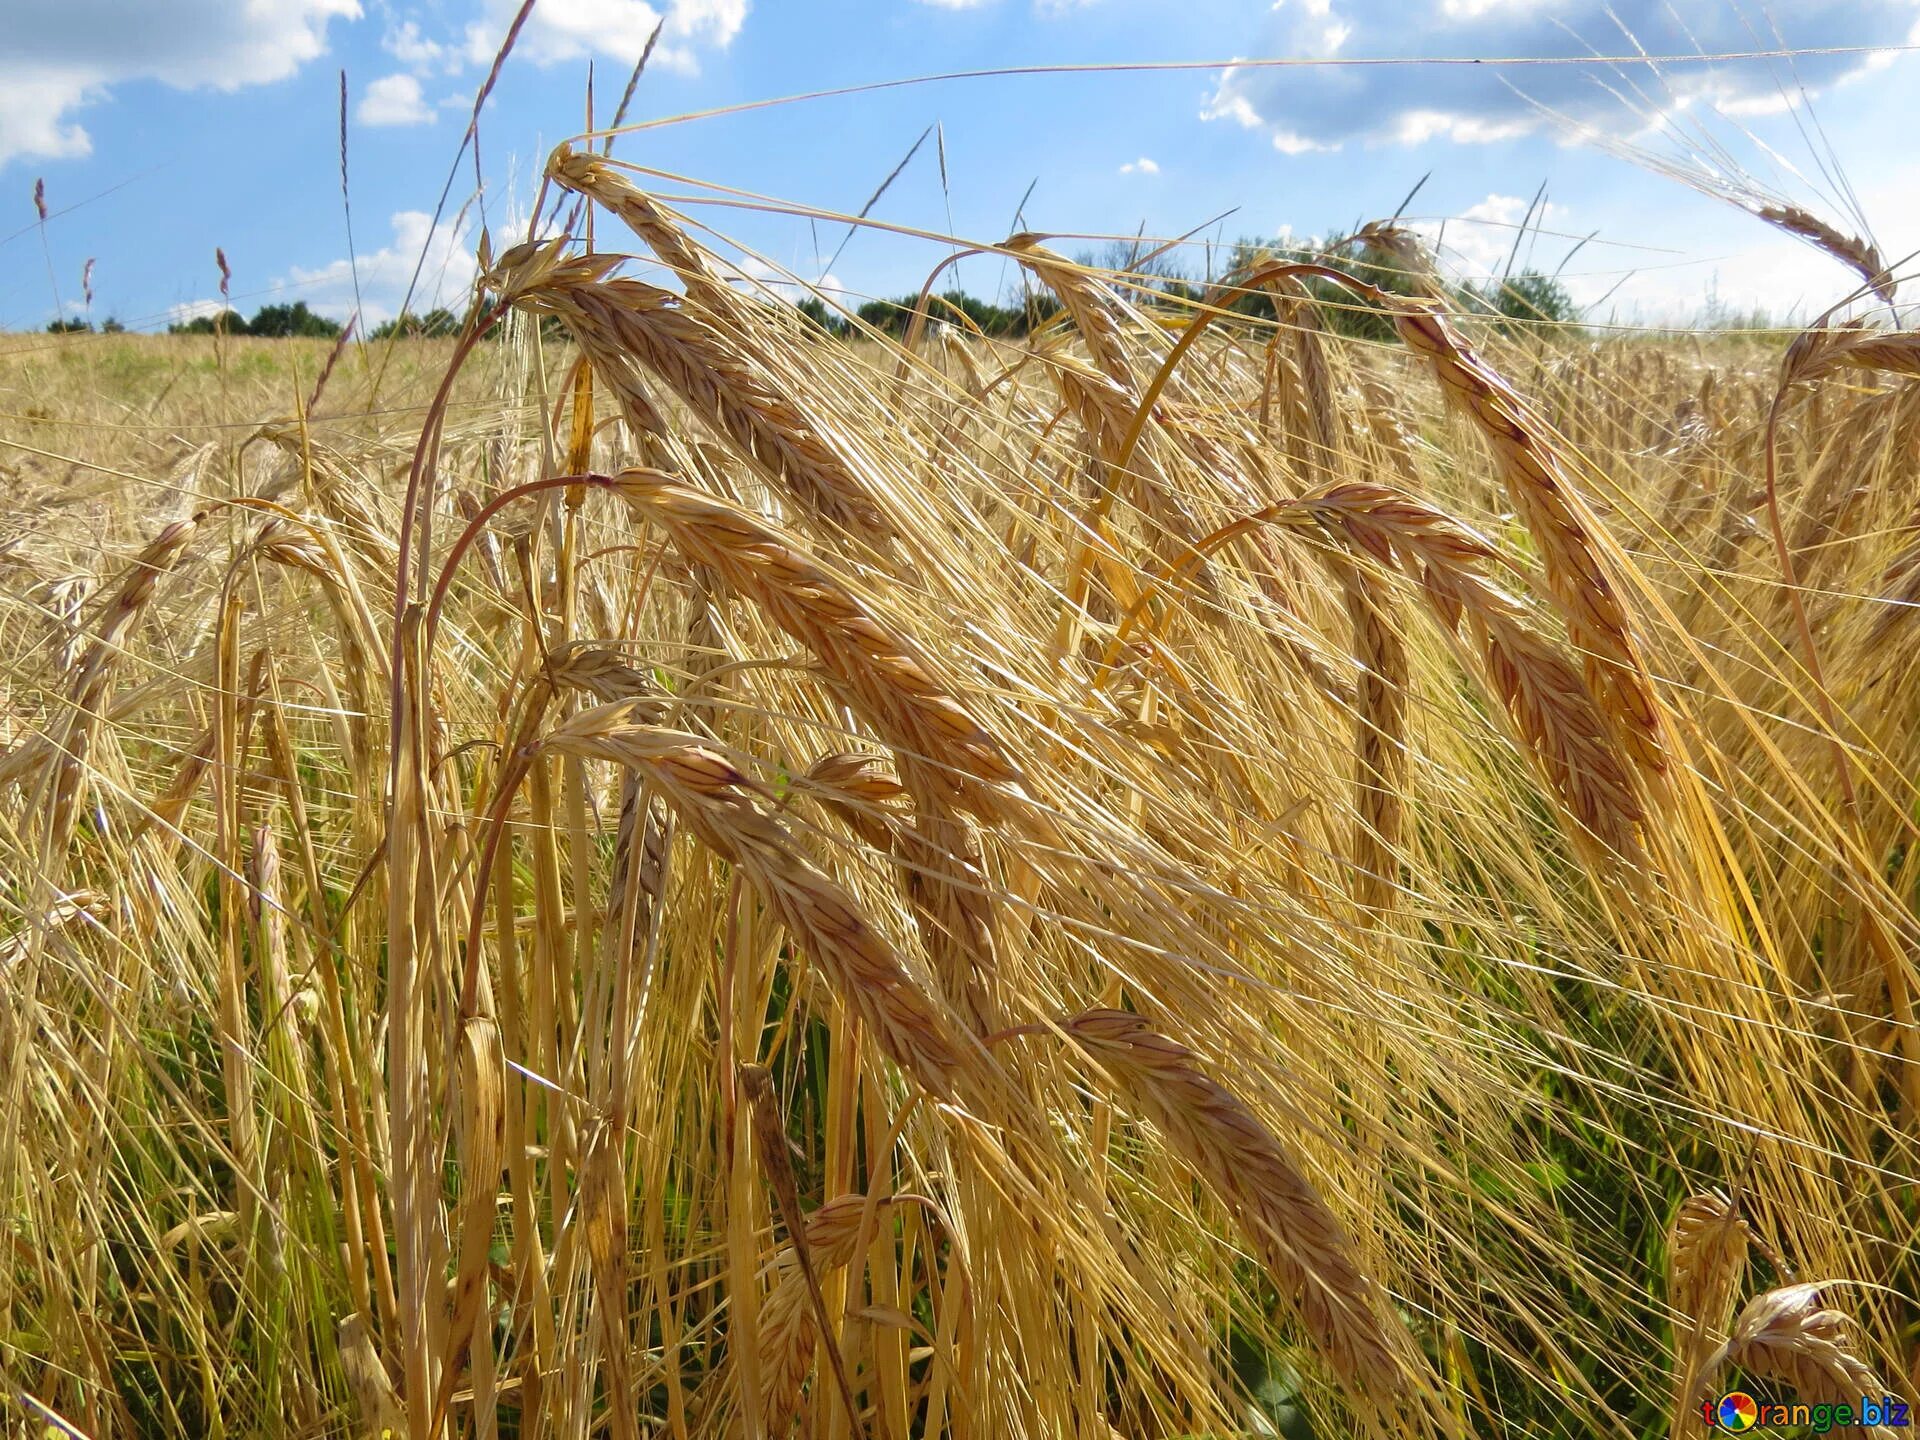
[538,708,970,1098]
[1754,207,1895,305]
[1389,302,1666,779]
[1060,1009,1416,1410]
[519,273,899,542]
[1702,1284,1887,1413]
[609,468,1020,818]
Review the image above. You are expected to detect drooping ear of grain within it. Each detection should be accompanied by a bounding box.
[608,468,1021,820]
[1389,302,1667,784]
[538,709,971,1099]
[1060,1009,1421,1415]
[516,272,901,543]
[1754,205,1895,305]
[36,512,202,871]
[756,1194,899,1436]
[1667,1192,1752,1433]
[1289,481,1643,858]
[546,146,741,319]
[1701,1284,1887,1412]
[1338,563,1407,919]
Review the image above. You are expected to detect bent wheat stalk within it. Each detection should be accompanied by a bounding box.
[608,468,1020,820]
[537,707,970,1099]
[741,1064,864,1437]
[1700,1284,1888,1417]
[1058,1009,1419,1416]
[1239,261,1667,783]
[755,1193,906,1436]
[1667,1191,1753,1433]
[514,270,900,543]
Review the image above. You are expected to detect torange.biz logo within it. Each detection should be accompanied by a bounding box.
[1705,1391,1912,1433]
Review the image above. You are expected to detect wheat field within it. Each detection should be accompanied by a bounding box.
[3,133,1920,1440]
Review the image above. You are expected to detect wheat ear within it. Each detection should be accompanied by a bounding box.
[537,707,969,1099]
[741,1065,865,1437]
[1754,206,1895,305]
[1701,1284,1888,1414]
[38,513,202,868]
[546,146,741,317]
[756,1193,901,1436]
[1667,1191,1753,1432]
[1339,565,1408,919]
[1389,301,1665,779]
[1003,233,1134,384]
[1060,1009,1416,1411]
[1292,482,1643,858]
[521,272,899,542]
[609,468,1019,819]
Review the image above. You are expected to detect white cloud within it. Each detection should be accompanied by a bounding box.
[383,19,448,70]
[1199,74,1264,130]
[1391,108,1532,145]
[464,0,748,76]
[0,0,359,168]
[1119,156,1160,175]
[282,210,479,325]
[1439,0,1553,17]
[1412,192,1567,277]
[910,0,1102,10]
[1272,129,1332,155]
[0,71,96,165]
[167,298,227,326]
[1199,0,1920,153]
[359,73,433,126]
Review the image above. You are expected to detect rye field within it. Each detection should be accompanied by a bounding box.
[3,143,1920,1440]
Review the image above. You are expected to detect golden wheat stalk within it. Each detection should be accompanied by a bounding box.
[1388,302,1666,780]
[1754,206,1895,306]
[36,513,203,873]
[519,271,899,542]
[546,146,741,318]
[608,467,1020,818]
[1700,1284,1888,1415]
[1667,1191,1753,1433]
[1059,1009,1417,1413]
[537,707,970,1098]
[1292,482,1644,857]
[755,1192,903,1436]
[1340,564,1408,918]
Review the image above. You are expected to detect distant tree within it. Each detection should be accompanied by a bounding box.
[854,296,911,336]
[45,317,92,333]
[853,290,1035,340]
[1012,289,1063,334]
[169,310,248,335]
[1080,237,1197,308]
[1468,271,1579,333]
[1219,232,1427,341]
[101,316,126,334]
[796,296,848,338]
[371,307,460,339]
[246,301,342,338]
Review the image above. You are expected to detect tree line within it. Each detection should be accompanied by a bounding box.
[793,232,1577,343]
[157,302,461,339]
[47,234,1579,342]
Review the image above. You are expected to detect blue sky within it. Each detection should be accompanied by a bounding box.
[5,0,1920,334]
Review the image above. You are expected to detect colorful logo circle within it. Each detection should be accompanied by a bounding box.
[1716,1392,1760,1431]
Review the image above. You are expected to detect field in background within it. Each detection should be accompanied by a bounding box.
[3,162,1920,1440]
